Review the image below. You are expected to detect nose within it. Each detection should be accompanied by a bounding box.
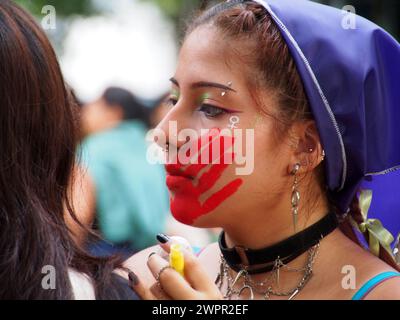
[154,103,191,152]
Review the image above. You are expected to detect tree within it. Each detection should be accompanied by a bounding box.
[15,0,96,17]
[141,0,211,39]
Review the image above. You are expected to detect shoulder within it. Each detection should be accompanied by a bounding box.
[362,273,400,300]
[340,242,400,299]
[313,229,400,299]
[68,269,96,300]
[79,129,122,159]
[336,240,400,299]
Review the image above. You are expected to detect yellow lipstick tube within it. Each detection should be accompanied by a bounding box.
[169,243,185,277]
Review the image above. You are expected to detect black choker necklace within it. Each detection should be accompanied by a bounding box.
[218,212,338,275]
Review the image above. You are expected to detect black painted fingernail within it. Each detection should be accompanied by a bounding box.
[128,271,139,287]
[148,251,157,260]
[156,233,170,244]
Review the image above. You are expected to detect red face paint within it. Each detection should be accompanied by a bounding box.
[165,129,243,225]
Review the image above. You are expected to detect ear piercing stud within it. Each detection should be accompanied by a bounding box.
[308,148,326,161]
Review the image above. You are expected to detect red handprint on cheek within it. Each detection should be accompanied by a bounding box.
[165,130,243,225]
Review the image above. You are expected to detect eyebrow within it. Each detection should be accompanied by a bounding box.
[169,77,237,93]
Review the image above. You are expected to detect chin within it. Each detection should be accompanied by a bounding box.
[190,212,224,229]
[169,207,221,229]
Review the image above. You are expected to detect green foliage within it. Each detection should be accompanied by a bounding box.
[148,0,186,19]
[15,0,95,17]
[15,0,206,25]
[141,0,207,39]
[142,0,208,21]
[16,0,204,19]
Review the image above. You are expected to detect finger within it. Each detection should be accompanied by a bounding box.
[147,253,171,280]
[149,245,219,297]
[157,236,193,255]
[147,254,196,300]
[158,241,170,254]
[150,282,172,300]
[181,251,220,295]
[128,272,156,300]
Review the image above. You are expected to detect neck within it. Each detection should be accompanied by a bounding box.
[223,197,329,250]
[219,198,332,297]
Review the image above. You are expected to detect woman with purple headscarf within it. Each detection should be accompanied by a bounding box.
[125,0,400,300]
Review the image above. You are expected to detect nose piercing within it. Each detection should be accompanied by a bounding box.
[164,143,170,152]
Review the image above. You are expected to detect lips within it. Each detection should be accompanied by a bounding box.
[165,164,194,191]
[165,164,194,180]
[166,175,190,191]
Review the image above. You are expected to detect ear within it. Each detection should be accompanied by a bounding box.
[287,120,324,175]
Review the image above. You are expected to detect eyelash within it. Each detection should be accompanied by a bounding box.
[165,97,178,107]
[165,97,228,119]
[198,104,227,118]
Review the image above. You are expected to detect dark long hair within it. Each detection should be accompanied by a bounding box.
[188,1,400,270]
[0,0,130,299]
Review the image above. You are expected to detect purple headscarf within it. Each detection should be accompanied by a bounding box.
[252,0,400,236]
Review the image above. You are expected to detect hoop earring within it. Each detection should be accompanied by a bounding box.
[290,163,301,233]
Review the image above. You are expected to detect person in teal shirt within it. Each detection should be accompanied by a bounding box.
[76,87,169,255]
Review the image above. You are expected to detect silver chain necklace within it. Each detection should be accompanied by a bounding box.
[216,242,320,300]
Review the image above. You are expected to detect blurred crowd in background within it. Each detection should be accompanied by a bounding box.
[14,0,400,256]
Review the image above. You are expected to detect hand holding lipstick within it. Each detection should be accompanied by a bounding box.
[130,235,222,300]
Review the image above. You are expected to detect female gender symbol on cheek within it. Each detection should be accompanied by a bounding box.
[165,130,243,225]
[229,116,240,129]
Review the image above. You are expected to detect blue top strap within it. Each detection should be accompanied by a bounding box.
[352,271,400,300]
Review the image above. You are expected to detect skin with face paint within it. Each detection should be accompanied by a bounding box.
[156,26,326,236]
[124,24,400,300]
[165,129,243,225]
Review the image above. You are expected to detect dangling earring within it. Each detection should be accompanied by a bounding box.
[290,163,301,233]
